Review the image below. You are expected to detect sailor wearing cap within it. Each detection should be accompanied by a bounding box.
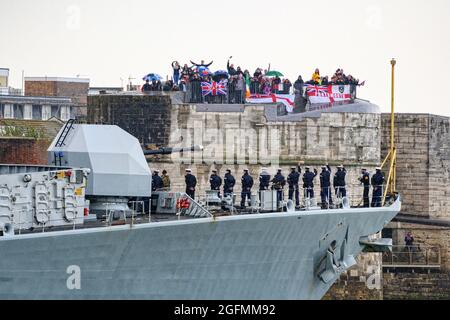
[240,169,254,208]
[224,169,236,197]
[259,167,271,192]
[320,165,333,207]
[333,165,347,200]
[303,167,318,199]
[271,169,286,205]
[287,166,300,207]
[371,167,385,207]
[359,168,370,208]
[210,169,222,197]
[185,169,197,199]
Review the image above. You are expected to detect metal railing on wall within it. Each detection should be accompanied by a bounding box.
[186,81,246,104]
[382,245,441,269]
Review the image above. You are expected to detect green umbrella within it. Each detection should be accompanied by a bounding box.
[265,70,284,77]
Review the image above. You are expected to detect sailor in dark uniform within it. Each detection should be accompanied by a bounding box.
[320,165,333,207]
[223,169,236,197]
[303,167,318,199]
[287,166,301,207]
[209,169,222,197]
[359,168,371,207]
[333,165,347,199]
[240,169,254,208]
[371,167,385,207]
[151,170,164,192]
[271,169,286,204]
[259,168,271,191]
[185,169,197,199]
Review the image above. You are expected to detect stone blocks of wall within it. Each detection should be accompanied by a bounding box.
[383,271,450,300]
[382,113,450,219]
[88,95,172,146]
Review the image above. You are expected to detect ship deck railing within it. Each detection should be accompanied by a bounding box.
[382,245,441,269]
[6,184,392,237]
[197,184,390,211]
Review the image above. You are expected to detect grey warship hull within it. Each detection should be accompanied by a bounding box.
[0,199,400,300]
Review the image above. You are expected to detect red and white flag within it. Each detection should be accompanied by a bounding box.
[247,94,295,113]
[305,85,352,104]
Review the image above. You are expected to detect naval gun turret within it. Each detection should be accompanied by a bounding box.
[47,120,203,218]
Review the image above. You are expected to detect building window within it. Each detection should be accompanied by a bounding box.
[51,105,60,118]
[0,104,4,118]
[32,105,42,120]
[60,106,71,121]
[13,104,24,119]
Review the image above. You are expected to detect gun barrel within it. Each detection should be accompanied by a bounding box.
[143,145,204,156]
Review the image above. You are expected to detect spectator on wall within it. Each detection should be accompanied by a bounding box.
[172,61,181,85]
[142,80,152,93]
[311,68,321,85]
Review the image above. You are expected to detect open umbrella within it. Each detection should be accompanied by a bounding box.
[197,66,212,76]
[213,70,229,81]
[143,73,163,82]
[265,70,284,77]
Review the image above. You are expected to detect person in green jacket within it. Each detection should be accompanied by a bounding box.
[162,170,171,190]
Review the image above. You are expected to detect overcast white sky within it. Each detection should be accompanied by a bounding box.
[1,0,449,115]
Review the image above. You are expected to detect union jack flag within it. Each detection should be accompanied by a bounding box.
[201,81,227,96]
[304,84,330,97]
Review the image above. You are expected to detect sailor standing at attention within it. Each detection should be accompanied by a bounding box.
[223,169,236,198]
[320,165,332,208]
[209,169,222,197]
[333,165,347,199]
[303,167,318,199]
[359,168,370,208]
[271,169,286,204]
[240,169,254,209]
[287,166,301,208]
[185,169,197,199]
[371,167,385,207]
[259,167,271,200]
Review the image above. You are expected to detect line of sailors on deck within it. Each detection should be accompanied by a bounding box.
[150,165,386,209]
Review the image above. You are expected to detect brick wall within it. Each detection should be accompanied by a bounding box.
[25,81,56,97]
[55,81,89,105]
[25,80,89,105]
[0,137,50,165]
